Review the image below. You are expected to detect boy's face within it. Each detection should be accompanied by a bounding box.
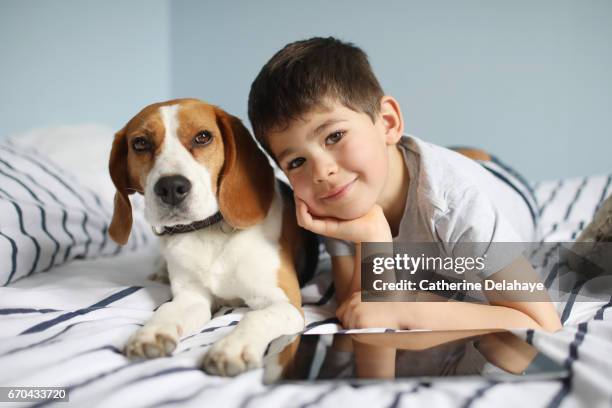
[268,101,394,220]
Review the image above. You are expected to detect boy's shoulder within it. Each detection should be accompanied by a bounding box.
[399,135,486,212]
[400,135,486,179]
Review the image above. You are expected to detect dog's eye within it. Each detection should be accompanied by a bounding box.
[194,130,213,145]
[132,137,152,152]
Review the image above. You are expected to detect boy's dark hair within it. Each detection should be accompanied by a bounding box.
[248,37,384,156]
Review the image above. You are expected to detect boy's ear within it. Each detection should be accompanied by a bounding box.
[379,96,404,144]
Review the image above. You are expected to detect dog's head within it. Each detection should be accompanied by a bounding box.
[108,98,275,245]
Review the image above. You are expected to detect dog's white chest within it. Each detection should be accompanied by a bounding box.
[159,218,282,306]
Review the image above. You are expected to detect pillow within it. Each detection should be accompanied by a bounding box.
[7,124,117,200]
[0,140,152,286]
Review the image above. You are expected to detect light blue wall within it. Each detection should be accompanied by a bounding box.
[1,1,610,181]
[171,0,612,181]
[0,0,170,135]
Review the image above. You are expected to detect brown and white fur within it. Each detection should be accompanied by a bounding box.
[108,98,307,376]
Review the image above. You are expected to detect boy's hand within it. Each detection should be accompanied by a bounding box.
[295,197,392,243]
[336,292,402,329]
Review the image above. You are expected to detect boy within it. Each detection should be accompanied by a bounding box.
[247,37,562,332]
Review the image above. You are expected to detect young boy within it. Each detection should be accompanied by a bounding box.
[247,37,562,333]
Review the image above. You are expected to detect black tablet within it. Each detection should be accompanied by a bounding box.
[262,329,568,384]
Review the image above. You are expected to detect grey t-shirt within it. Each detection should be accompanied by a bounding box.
[324,135,535,278]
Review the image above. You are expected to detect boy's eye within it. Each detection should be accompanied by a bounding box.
[287,157,305,170]
[325,131,345,145]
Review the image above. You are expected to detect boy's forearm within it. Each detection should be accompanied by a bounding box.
[399,301,556,332]
[349,244,362,294]
[351,229,394,295]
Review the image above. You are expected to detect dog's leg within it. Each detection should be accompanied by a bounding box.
[148,254,170,284]
[125,290,214,359]
[202,301,303,376]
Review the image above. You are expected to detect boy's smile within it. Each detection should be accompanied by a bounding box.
[320,177,357,201]
[268,99,405,222]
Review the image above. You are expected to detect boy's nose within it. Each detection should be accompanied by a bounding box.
[313,157,338,183]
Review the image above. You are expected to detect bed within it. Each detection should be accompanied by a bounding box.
[1,127,611,407]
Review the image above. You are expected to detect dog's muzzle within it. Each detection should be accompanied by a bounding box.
[154,175,192,206]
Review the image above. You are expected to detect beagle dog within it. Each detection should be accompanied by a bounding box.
[108,98,316,376]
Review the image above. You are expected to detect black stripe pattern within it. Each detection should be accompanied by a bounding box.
[0,141,153,286]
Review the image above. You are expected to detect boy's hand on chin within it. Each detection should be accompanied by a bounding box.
[295,197,392,243]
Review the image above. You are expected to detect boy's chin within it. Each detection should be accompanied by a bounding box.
[314,203,372,221]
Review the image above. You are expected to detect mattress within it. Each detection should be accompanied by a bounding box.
[1,162,611,407]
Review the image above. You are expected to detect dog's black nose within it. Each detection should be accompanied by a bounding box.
[154,175,192,206]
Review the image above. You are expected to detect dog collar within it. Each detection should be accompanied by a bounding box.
[152,211,224,236]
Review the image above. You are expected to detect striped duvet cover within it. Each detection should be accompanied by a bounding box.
[0,172,611,408]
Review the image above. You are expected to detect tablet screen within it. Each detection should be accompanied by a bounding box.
[262,329,568,384]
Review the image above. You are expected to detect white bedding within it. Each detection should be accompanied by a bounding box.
[0,143,611,407]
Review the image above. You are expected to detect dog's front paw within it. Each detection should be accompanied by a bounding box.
[125,324,180,359]
[202,336,264,376]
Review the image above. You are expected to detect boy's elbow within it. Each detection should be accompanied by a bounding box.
[541,317,563,333]
[506,301,563,333]
[532,308,563,333]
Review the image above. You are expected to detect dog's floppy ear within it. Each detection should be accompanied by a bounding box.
[215,107,275,229]
[108,127,133,245]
